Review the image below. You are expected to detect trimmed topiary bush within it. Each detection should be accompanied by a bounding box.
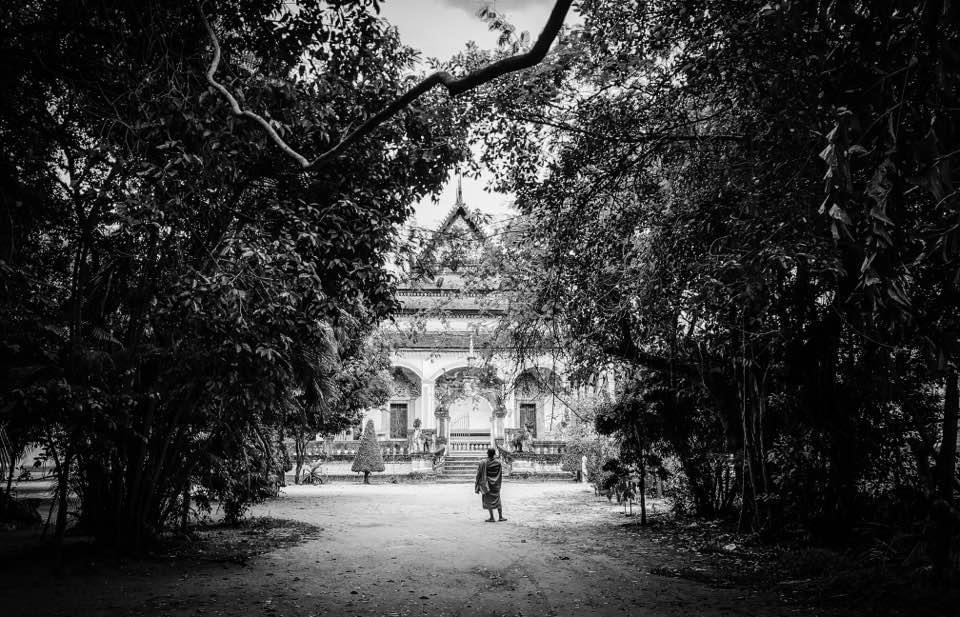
[351,419,385,484]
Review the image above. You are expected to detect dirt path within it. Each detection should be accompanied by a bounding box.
[1,482,804,616]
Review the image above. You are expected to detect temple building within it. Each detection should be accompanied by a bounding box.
[312,183,612,480]
[360,184,568,453]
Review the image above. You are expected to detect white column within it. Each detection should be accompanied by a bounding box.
[379,407,390,436]
[421,380,435,430]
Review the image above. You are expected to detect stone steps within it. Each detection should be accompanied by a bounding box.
[441,449,494,480]
[440,455,482,480]
[440,440,494,479]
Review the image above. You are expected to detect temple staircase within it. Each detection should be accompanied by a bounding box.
[438,439,490,483]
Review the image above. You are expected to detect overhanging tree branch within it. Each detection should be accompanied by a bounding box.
[508,112,745,144]
[200,0,574,170]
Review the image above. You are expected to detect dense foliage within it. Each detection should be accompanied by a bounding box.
[0,0,467,548]
[469,0,960,575]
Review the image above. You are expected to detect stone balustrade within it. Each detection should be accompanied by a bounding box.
[448,440,492,453]
[527,440,566,455]
[287,438,572,481]
[447,439,565,456]
[300,438,563,459]
[320,439,418,458]
[297,438,442,458]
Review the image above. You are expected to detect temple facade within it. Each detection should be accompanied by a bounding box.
[307,185,614,480]
[356,186,569,456]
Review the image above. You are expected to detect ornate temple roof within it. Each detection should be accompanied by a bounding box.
[395,178,505,316]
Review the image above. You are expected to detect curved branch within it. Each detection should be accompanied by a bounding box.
[200,11,311,168]
[200,0,574,170]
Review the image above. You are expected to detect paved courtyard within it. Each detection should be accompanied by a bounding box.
[2,482,795,616]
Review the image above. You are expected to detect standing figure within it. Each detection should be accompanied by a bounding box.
[411,418,423,453]
[475,447,506,522]
[521,424,533,451]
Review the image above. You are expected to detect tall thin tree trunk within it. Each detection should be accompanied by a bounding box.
[294,432,306,485]
[639,461,647,526]
[54,449,71,558]
[632,426,647,526]
[180,484,190,531]
[934,368,958,579]
[5,460,15,497]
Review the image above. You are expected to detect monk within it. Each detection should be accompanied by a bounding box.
[475,447,506,522]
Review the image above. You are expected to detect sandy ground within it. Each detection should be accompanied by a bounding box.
[1,482,806,617]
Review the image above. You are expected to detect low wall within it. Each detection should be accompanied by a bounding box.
[289,440,442,482]
[298,438,430,458]
[319,455,436,477]
[497,441,572,480]
[288,439,575,482]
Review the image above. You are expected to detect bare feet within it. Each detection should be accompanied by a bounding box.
[485,518,496,522]
[498,518,507,522]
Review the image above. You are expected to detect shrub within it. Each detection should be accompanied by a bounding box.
[351,420,385,483]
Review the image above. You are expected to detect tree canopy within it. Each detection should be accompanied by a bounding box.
[0,0,470,549]
[466,0,959,574]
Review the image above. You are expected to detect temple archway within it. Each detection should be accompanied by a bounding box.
[435,365,502,448]
[448,395,493,438]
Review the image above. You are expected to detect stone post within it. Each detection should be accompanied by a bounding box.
[493,405,508,442]
[435,406,449,442]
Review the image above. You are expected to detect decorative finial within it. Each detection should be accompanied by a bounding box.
[455,175,464,206]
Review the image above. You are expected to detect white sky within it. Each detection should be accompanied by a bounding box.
[378,0,558,229]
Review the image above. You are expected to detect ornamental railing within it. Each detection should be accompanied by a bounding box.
[504,440,566,455]
[303,439,432,458]
[448,440,492,453]
[298,438,562,459]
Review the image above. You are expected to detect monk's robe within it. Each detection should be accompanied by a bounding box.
[475,458,502,510]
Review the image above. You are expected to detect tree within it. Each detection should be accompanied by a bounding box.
[352,419,385,484]
[0,0,469,550]
[201,0,575,170]
[287,333,392,483]
[466,0,959,574]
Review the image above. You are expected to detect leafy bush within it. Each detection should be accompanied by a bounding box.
[299,461,325,485]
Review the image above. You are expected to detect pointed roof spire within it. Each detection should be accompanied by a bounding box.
[455,175,464,206]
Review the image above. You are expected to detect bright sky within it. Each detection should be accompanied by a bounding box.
[377,0,558,229]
